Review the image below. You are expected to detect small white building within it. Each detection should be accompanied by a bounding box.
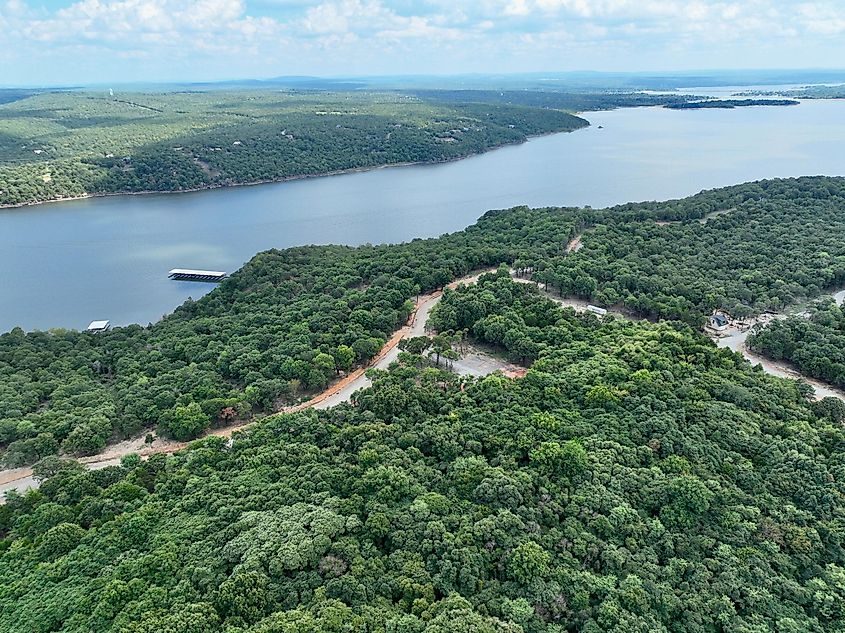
[587,305,608,316]
[709,313,729,331]
[86,320,111,333]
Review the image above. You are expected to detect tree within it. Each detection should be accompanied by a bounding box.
[429,333,460,367]
[309,353,337,390]
[158,402,210,440]
[660,475,713,530]
[508,541,550,584]
[530,440,587,481]
[399,336,432,356]
[353,337,385,362]
[37,522,86,561]
[62,423,107,456]
[813,397,845,423]
[216,570,268,624]
[32,456,85,482]
[333,345,355,374]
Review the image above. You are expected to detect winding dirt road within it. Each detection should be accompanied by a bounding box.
[3,274,841,498]
[715,319,845,402]
[0,269,494,498]
[514,275,845,402]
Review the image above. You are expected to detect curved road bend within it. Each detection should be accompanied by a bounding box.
[3,273,840,498]
[0,269,494,498]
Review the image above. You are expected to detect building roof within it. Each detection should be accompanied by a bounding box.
[87,320,110,330]
[711,313,729,326]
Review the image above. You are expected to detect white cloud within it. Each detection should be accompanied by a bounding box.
[797,2,845,35]
[299,0,461,41]
[14,0,279,49]
[1,0,844,84]
[504,0,531,16]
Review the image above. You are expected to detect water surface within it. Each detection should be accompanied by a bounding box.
[2,99,844,331]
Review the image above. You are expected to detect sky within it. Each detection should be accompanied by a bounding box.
[1,0,845,86]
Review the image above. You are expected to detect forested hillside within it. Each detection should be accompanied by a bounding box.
[2,273,844,632]
[2,177,845,468]
[0,90,588,207]
[663,99,799,109]
[0,206,579,466]
[408,89,695,111]
[749,298,845,388]
[743,85,845,99]
[538,177,845,323]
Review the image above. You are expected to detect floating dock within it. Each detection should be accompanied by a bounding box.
[168,269,226,282]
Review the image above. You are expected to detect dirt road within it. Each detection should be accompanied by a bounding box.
[715,323,845,402]
[566,234,583,253]
[516,275,845,402]
[6,272,838,498]
[0,269,494,498]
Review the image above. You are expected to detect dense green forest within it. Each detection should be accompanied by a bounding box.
[0,206,578,466]
[2,176,845,468]
[2,271,845,632]
[748,299,845,388]
[536,177,845,324]
[407,90,695,111]
[0,90,591,206]
[741,85,845,99]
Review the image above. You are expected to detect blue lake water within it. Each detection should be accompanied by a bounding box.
[1,98,844,332]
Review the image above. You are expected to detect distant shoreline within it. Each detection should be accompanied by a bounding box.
[664,98,800,110]
[0,125,588,211]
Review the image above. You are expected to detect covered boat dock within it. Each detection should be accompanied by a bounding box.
[86,320,111,332]
[168,269,227,282]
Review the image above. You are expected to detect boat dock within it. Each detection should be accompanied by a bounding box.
[168,269,226,282]
[86,320,111,332]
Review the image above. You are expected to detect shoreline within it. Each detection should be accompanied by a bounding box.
[0,125,588,211]
[3,272,843,496]
[0,269,495,499]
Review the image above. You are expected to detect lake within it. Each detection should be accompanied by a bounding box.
[2,98,844,332]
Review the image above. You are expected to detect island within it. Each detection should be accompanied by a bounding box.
[664,98,800,109]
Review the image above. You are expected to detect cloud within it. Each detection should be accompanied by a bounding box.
[17,0,277,46]
[797,2,845,35]
[1,0,844,84]
[299,0,461,40]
